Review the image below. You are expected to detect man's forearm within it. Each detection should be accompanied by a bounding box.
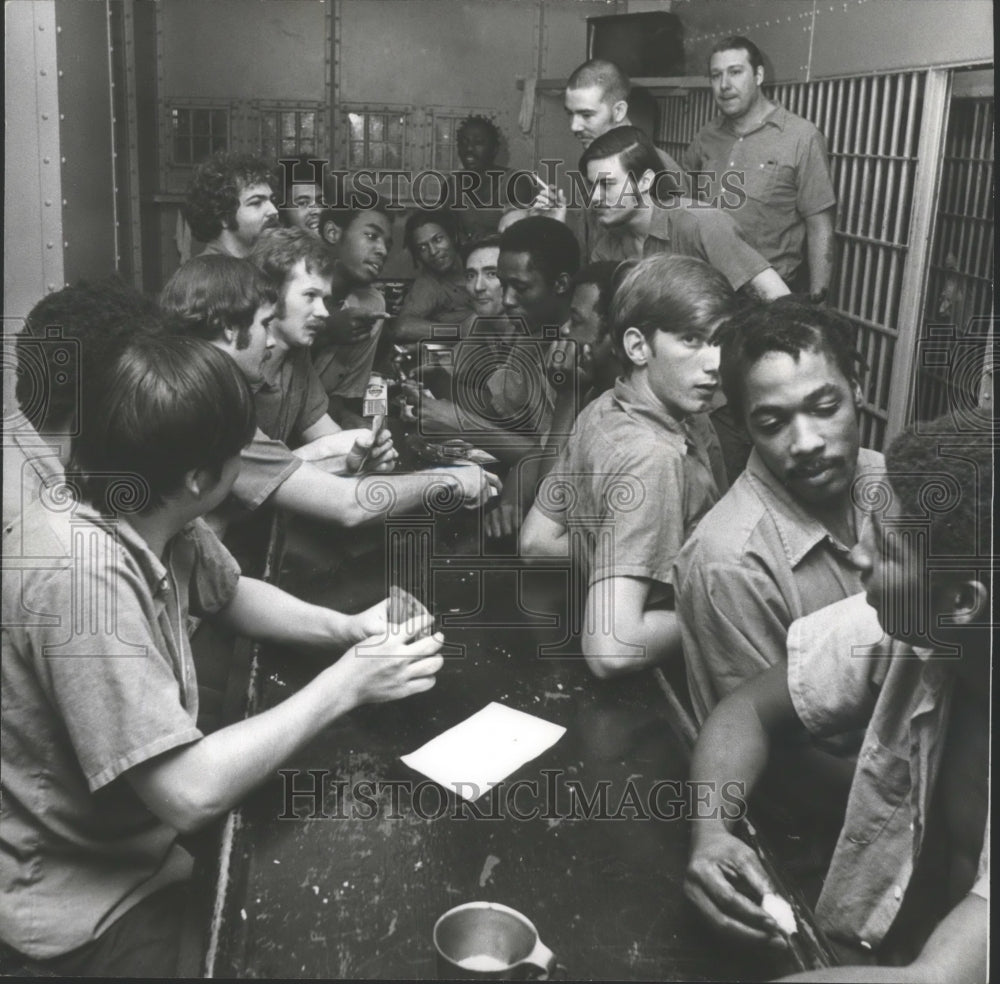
[213,577,356,651]
[688,688,774,845]
[805,208,835,295]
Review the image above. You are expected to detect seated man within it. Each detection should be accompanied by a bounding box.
[183,151,278,258]
[580,126,789,302]
[312,201,394,426]
[520,255,732,679]
[4,278,161,527]
[685,413,990,981]
[392,208,472,342]
[161,251,495,532]
[674,299,885,723]
[0,332,445,976]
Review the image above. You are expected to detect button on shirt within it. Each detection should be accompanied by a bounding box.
[674,446,884,723]
[1,499,241,958]
[536,375,727,593]
[682,102,837,282]
[589,199,772,292]
[786,593,989,951]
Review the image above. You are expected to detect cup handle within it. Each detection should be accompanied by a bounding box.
[518,939,557,980]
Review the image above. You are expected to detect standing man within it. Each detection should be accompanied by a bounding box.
[183,151,279,258]
[583,126,789,300]
[683,37,836,298]
[673,299,884,723]
[563,58,683,183]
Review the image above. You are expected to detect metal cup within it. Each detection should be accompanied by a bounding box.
[433,902,557,980]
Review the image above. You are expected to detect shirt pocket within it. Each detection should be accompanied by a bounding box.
[842,735,911,846]
[742,161,795,204]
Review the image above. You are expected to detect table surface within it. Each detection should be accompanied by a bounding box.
[205,510,808,981]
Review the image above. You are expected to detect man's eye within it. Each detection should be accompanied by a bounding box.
[755,418,783,434]
[814,402,840,416]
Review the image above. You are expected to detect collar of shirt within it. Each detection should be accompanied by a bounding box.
[646,202,674,248]
[715,100,789,139]
[612,374,693,454]
[743,446,875,567]
[63,499,174,598]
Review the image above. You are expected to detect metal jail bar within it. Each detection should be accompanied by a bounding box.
[653,68,991,449]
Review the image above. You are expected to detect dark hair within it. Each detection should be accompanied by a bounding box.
[16,278,162,433]
[249,226,333,288]
[609,255,735,372]
[718,297,862,422]
[183,151,276,243]
[566,58,630,103]
[403,208,459,264]
[461,233,502,264]
[573,261,619,319]
[457,115,501,154]
[884,412,993,563]
[498,215,581,284]
[710,36,765,74]
[70,334,255,513]
[160,255,279,350]
[580,125,663,186]
[320,195,394,236]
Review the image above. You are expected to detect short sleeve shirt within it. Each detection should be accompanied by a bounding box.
[786,594,990,951]
[682,102,836,281]
[590,199,772,291]
[2,411,65,527]
[313,285,386,399]
[1,500,240,958]
[536,375,725,594]
[398,264,472,326]
[673,446,885,722]
[227,427,303,513]
[254,347,329,447]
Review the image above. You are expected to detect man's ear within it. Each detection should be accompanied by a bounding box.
[637,168,656,197]
[611,99,629,125]
[754,65,765,88]
[553,272,572,296]
[942,579,989,626]
[184,466,217,500]
[621,326,647,368]
[321,222,341,246]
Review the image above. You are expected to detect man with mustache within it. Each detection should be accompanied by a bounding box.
[183,151,279,258]
[673,299,884,723]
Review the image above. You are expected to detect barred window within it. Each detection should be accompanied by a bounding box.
[259,108,319,160]
[170,106,229,166]
[346,109,406,169]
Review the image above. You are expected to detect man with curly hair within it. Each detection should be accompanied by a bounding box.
[183,151,279,258]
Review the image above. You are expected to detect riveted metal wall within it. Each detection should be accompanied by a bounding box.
[4,0,64,322]
[54,0,117,284]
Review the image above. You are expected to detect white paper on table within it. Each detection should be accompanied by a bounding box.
[400,702,566,801]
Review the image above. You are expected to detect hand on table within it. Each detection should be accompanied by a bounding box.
[334,617,445,705]
[344,425,398,473]
[438,462,501,509]
[684,828,787,947]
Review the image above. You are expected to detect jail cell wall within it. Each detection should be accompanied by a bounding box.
[656,71,938,451]
[915,96,995,423]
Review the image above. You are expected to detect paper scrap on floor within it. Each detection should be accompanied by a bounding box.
[401,702,566,801]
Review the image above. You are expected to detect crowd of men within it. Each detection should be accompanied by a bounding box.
[1,35,989,983]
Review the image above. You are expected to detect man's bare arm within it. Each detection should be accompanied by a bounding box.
[805,208,835,296]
